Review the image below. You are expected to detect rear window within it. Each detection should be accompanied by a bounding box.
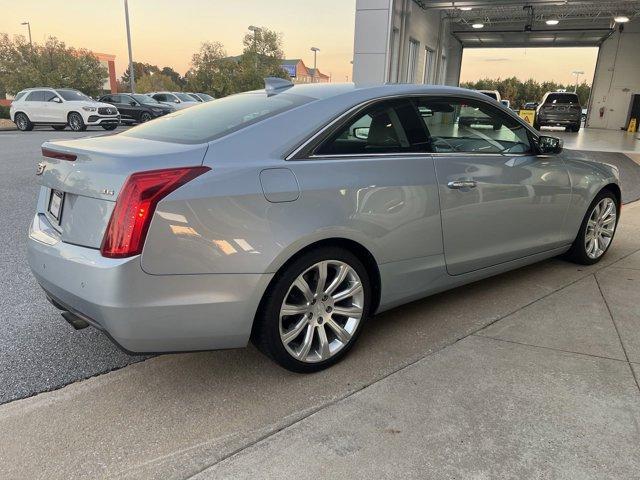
[121,92,314,144]
[545,93,579,105]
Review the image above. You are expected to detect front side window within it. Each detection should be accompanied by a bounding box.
[418,97,532,154]
[43,91,60,102]
[174,93,194,102]
[315,99,428,156]
[56,89,93,101]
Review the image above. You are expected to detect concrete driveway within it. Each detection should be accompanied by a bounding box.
[1,200,639,479]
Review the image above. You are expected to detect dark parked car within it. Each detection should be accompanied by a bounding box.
[187,92,215,102]
[99,93,174,124]
[523,102,538,110]
[534,92,582,132]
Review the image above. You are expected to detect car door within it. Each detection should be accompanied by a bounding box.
[420,96,571,275]
[24,90,46,122]
[288,98,443,304]
[113,95,134,121]
[42,90,65,123]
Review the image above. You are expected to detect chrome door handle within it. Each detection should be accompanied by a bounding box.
[447,180,477,189]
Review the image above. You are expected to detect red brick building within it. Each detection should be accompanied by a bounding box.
[281,59,330,83]
[94,52,118,94]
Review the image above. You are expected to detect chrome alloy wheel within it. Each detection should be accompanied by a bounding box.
[69,113,82,131]
[16,114,27,130]
[585,197,617,259]
[279,260,364,363]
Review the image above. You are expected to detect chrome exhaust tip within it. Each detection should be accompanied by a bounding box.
[61,311,90,330]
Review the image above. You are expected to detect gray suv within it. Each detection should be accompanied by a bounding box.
[534,92,582,132]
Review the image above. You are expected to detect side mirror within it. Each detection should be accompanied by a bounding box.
[130,101,137,106]
[52,97,62,103]
[174,99,180,103]
[353,127,370,140]
[537,135,563,155]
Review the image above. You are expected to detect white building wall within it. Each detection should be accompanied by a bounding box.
[588,22,640,130]
[353,0,462,85]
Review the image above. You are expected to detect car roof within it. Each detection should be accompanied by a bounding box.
[246,83,496,103]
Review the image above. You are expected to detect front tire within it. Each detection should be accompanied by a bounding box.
[68,112,87,132]
[565,190,619,265]
[252,247,371,373]
[14,113,33,131]
[140,112,152,123]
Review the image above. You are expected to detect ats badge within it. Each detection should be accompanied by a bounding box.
[36,162,46,175]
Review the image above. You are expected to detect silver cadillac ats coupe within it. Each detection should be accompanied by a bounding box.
[28,79,620,372]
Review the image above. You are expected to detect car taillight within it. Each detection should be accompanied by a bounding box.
[101,166,210,258]
[42,148,77,161]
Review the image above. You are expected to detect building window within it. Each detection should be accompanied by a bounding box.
[423,47,435,84]
[406,38,420,83]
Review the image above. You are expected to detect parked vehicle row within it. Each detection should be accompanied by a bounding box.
[10,87,214,131]
[27,80,620,372]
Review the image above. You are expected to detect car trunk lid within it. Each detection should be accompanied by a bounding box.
[37,134,208,249]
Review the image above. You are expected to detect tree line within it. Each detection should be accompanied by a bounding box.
[0,26,288,99]
[460,77,591,109]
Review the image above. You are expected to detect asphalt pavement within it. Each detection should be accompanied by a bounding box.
[0,126,145,405]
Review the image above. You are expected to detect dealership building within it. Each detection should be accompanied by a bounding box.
[353,0,640,131]
[282,59,331,83]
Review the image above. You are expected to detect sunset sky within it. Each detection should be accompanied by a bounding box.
[1,1,598,85]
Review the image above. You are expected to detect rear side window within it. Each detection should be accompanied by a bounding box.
[25,91,45,102]
[14,91,28,102]
[545,93,579,105]
[315,99,429,156]
[122,92,314,144]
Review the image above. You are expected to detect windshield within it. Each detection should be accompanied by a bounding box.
[175,93,197,102]
[545,93,579,105]
[121,91,314,144]
[132,94,160,104]
[56,89,93,101]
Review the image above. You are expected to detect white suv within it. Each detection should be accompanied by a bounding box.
[10,88,121,132]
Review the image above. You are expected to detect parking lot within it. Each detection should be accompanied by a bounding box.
[0,127,639,478]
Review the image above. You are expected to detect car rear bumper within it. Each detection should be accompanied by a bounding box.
[537,115,580,125]
[27,213,272,353]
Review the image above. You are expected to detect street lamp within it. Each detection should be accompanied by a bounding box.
[572,70,584,92]
[310,47,320,83]
[20,21,32,45]
[248,26,260,68]
[124,0,135,93]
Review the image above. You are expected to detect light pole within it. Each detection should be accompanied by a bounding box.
[572,70,584,93]
[310,47,320,83]
[124,0,135,93]
[248,25,260,69]
[20,21,32,46]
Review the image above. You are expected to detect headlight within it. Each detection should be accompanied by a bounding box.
[82,106,97,112]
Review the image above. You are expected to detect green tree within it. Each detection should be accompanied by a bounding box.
[237,26,288,91]
[185,41,240,98]
[0,34,107,96]
[136,73,180,93]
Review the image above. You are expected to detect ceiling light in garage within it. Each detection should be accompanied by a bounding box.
[459,7,472,11]
[545,17,560,26]
[471,20,484,29]
[614,15,630,23]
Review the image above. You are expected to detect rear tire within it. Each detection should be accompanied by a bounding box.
[14,113,33,131]
[572,123,581,132]
[252,247,371,373]
[533,120,541,130]
[564,190,619,265]
[52,125,66,131]
[68,112,87,132]
[493,123,502,131]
